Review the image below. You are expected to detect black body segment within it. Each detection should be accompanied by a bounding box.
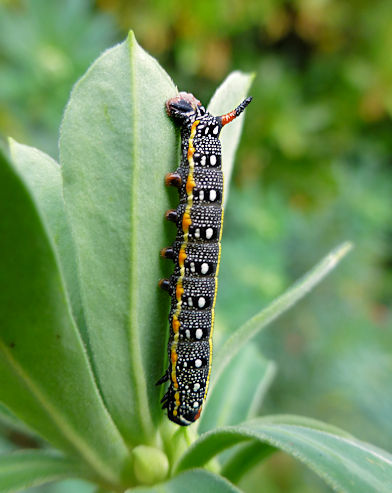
[159,92,252,426]
[168,276,216,312]
[169,310,212,342]
[174,204,223,243]
[178,168,223,205]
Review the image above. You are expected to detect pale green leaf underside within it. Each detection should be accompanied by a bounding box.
[176,416,392,493]
[0,149,129,487]
[7,138,86,339]
[60,31,178,445]
[211,242,353,389]
[220,415,355,483]
[130,469,241,493]
[0,451,82,493]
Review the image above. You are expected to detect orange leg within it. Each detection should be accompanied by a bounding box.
[158,278,170,292]
[161,247,174,259]
[165,172,182,188]
[165,209,178,222]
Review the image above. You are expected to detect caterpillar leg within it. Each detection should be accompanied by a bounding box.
[165,172,182,187]
[156,370,170,386]
[158,278,170,292]
[165,209,178,222]
[160,390,170,403]
[160,247,174,259]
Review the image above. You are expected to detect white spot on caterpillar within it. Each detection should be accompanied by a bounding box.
[213,126,219,135]
[199,190,204,201]
[195,359,202,368]
[188,297,193,307]
[190,262,196,273]
[205,228,214,239]
[210,155,217,165]
[204,127,209,135]
[193,382,201,391]
[195,228,201,239]
[198,297,206,308]
[200,156,206,166]
[209,190,217,201]
[193,401,199,408]
[195,328,203,339]
[185,329,191,339]
[201,263,209,274]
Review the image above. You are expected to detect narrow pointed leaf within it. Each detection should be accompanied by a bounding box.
[129,469,240,493]
[220,415,354,484]
[60,32,178,445]
[0,149,129,487]
[247,414,354,436]
[7,138,86,337]
[0,451,83,493]
[212,242,353,388]
[0,403,37,439]
[176,416,392,493]
[207,71,254,205]
[246,360,276,420]
[198,344,275,433]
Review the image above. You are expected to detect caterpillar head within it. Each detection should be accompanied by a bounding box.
[166,92,202,122]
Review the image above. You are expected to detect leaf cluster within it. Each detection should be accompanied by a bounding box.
[0,32,391,493]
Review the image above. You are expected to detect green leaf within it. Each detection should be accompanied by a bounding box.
[207,71,255,205]
[219,415,354,484]
[129,469,241,493]
[247,414,354,437]
[0,451,82,493]
[198,344,276,433]
[220,441,275,484]
[246,360,277,421]
[176,415,392,493]
[0,148,130,488]
[60,31,177,445]
[211,242,353,389]
[7,138,86,339]
[0,403,37,439]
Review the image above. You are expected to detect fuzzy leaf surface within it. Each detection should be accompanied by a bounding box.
[60,32,178,445]
[0,148,129,488]
[176,415,392,493]
[0,451,82,493]
[7,138,86,337]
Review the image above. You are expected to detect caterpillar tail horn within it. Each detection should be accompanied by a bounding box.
[219,97,253,127]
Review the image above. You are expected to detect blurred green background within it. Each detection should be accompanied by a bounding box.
[0,0,391,491]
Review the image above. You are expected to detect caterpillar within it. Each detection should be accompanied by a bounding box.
[157,92,252,426]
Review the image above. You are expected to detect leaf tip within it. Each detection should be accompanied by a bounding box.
[328,241,354,268]
[249,71,257,83]
[127,30,138,50]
